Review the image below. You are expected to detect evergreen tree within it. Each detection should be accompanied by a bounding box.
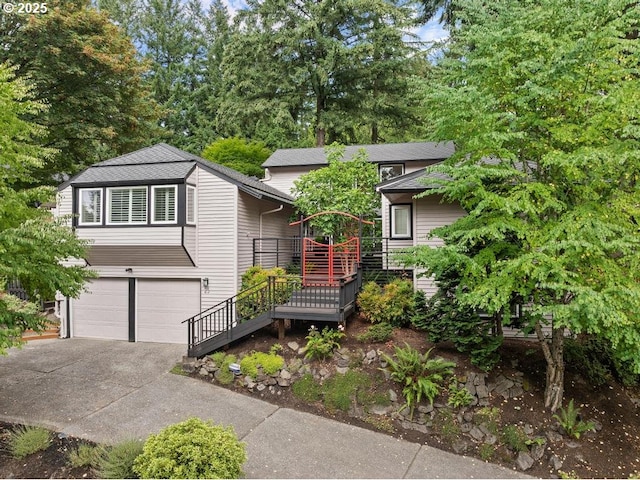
[218,0,424,148]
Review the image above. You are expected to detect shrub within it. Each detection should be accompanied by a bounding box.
[356,322,394,343]
[416,265,502,372]
[381,344,456,419]
[10,425,51,458]
[357,279,415,327]
[97,439,144,479]
[240,350,284,379]
[237,266,300,321]
[553,399,596,439]
[68,443,104,468]
[133,417,246,479]
[304,325,345,360]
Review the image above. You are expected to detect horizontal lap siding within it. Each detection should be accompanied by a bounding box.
[183,226,197,263]
[237,193,296,288]
[197,169,238,309]
[414,195,466,297]
[382,194,414,269]
[262,166,316,196]
[77,227,182,245]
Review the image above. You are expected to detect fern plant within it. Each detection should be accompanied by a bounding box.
[553,399,596,439]
[381,344,456,419]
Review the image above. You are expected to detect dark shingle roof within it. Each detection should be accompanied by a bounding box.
[60,143,294,204]
[376,166,450,193]
[262,142,455,168]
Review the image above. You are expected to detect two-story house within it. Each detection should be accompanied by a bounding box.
[56,143,296,344]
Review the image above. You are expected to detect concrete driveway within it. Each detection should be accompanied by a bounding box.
[0,338,529,479]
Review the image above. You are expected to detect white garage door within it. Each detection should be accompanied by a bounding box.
[137,279,201,344]
[73,278,129,340]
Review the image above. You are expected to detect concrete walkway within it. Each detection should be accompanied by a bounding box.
[0,338,530,479]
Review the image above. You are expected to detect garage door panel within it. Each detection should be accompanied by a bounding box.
[137,280,200,344]
[73,279,128,341]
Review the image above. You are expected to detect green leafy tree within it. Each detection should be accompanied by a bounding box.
[0,64,93,354]
[201,138,271,178]
[400,0,640,411]
[292,144,380,238]
[218,0,424,147]
[0,0,161,185]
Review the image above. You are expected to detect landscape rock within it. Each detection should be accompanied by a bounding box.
[549,454,564,470]
[388,389,398,403]
[287,341,299,351]
[531,443,546,461]
[516,451,535,471]
[483,433,497,445]
[546,430,564,443]
[469,426,485,441]
[453,439,471,454]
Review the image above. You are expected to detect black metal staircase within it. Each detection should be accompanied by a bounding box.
[184,271,362,358]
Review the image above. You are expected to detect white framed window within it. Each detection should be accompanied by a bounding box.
[186,185,196,225]
[379,164,405,182]
[390,204,412,239]
[151,185,177,224]
[107,186,148,224]
[78,188,102,225]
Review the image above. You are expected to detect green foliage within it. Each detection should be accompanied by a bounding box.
[473,407,501,436]
[0,0,160,183]
[292,144,380,237]
[478,443,495,461]
[356,322,395,343]
[68,444,104,468]
[237,266,300,322]
[239,350,284,379]
[446,380,474,408]
[400,0,640,410]
[323,370,371,413]
[133,417,246,479]
[304,325,345,361]
[10,425,51,459]
[381,344,456,419]
[565,335,639,387]
[97,439,144,479]
[208,351,227,366]
[291,374,323,403]
[0,64,93,354]
[214,353,237,386]
[412,265,502,372]
[357,279,415,327]
[201,138,271,178]
[553,399,596,439]
[501,425,529,452]
[218,1,424,147]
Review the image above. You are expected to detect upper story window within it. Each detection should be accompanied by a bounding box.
[379,164,404,182]
[107,186,148,225]
[186,185,196,225]
[390,204,412,239]
[79,188,102,225]
[152,185,177,224]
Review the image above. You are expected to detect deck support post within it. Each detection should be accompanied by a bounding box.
[278,319,286,340]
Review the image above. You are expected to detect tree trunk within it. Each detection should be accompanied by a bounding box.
[535,322,565,412]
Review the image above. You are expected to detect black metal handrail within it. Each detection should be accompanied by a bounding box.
[184,270,362,352]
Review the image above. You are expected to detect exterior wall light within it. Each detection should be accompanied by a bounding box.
[202,277,209,288]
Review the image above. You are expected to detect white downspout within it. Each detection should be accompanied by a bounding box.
[259,205,284,265]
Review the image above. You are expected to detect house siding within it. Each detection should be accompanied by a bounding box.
[262,166,319,196]
[413,194,466,297]
[381,194,414,269]
[196,167,239,309]
[183,226,197,263]
[57,187,73,225]
[236,192,296,288]
[77,227,182,245]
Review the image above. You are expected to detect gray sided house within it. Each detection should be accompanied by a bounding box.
[262,141,465,297]
[56,143,296,345]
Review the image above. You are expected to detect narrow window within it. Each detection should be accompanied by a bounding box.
[152,185,177,224]
[186,185,196,225]
[390,204,412,239]
[78,188,102,225]
[107,187,148,224]
[379,164,405,182]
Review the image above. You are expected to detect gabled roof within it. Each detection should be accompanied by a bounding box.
[59,143,294,204]
[262,141,455,168]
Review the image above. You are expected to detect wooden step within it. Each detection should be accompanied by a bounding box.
[21,322,59,342]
